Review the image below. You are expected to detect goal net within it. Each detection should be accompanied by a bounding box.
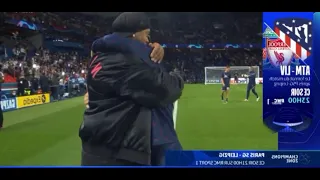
[204,66,260,85]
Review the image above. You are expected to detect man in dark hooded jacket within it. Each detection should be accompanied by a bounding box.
[80,12,184,166]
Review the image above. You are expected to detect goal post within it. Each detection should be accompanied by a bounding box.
[204,66,260,85]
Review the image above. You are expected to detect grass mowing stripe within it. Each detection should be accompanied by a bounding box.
[176,84,277,150]
[4,97,83,127]
[0,104,84,165]
[19,135,81,166]
[0,85,277,165]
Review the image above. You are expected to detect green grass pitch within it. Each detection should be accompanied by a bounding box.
[0,84,277,165]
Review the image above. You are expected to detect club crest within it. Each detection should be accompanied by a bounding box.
[274,18,312,60]
[266,38,293,67]
[294,53,300,60]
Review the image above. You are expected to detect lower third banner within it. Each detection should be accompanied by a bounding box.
[166,151,319,167]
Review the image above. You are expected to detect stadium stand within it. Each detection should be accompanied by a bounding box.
[0,12,261,106]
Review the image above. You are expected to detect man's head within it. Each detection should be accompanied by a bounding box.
[112,12,151,44]
[249,66,253,72]
[133,28,150,44]
[225,65,230,72]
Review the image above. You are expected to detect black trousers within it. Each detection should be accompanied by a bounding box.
[50,86,58,100]
[42,86,49,93]
[0,107,3,128]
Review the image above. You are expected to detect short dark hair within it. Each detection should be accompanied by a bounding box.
[226,65,230,68]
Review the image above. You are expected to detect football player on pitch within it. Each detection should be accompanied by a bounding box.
[234,71,239,85]
[221,65,231,104]
[244,66,260,101]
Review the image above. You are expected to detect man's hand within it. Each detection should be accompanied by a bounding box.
[149,42,164,63]
[84,92,89,106]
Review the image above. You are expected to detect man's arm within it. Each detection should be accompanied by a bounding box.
[249,72,256,78]
[91,53,184,108]
[149,43,164,63]
[221,73,225,86]
[84,92,89,108]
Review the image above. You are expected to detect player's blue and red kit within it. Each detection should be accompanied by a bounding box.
[221,71,231,91]
[246,71,259,99]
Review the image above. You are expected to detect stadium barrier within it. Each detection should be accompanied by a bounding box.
[1,82,18,99]
[205,78,263,84]
[16,93,50,109]
[223,78,263,84]
[52,81,86,100]
[1,97,17,111]
[0,80,86,112]
[1,82,18,112]
[0,93,50,112]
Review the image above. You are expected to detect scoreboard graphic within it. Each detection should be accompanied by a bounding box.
[165,151,316,167]
[263,12,320,150]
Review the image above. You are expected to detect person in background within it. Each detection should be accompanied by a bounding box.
[244,66,259,102]
[50,71,59,100]
[221,65,231,104]
[0,67,3,129]
[59,75,65,100]
[70,74,79,96]
[3,68,16,83]
[31,74,39,95]
[77,74,85,95]
[39,72,49,93]
[234,71,239,84]
[17,74,28,96]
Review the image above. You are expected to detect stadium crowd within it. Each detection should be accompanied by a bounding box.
[0,12,262,95]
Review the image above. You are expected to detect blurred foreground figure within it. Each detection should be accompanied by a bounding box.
[80,12,184,166]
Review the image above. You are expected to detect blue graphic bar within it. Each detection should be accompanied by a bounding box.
[166,151,319,167]
[262,12,320,150]
[0,166,182,168]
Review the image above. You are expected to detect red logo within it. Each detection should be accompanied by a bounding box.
[89,55,102,78]
[266,38,293,67]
